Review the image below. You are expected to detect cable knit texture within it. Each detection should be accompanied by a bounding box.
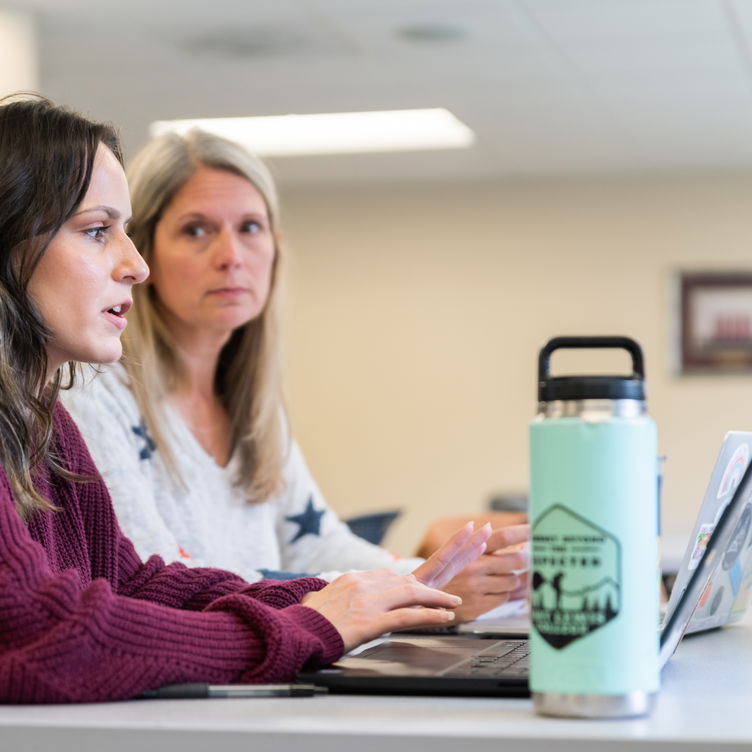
[0,403,343,704]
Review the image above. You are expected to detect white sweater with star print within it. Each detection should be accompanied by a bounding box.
[62,364,420,583]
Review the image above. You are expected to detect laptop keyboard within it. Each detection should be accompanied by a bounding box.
[445,639,529,677]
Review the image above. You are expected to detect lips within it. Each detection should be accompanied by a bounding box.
[103,300,132,317]
[102,299,132,331]
[206,287,251,301]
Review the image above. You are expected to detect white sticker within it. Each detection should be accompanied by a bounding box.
[718,443,751,500]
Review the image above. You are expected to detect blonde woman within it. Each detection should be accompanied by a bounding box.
[63,130,528,622]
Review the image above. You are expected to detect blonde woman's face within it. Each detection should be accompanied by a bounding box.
[150,167,275,345]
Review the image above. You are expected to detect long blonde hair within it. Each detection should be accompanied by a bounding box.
[124,129,286,503]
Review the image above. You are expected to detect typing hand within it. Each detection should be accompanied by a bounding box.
[301,570,463,653]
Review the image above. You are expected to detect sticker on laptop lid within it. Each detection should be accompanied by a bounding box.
[689,524,714,571]
[718,443,750,500]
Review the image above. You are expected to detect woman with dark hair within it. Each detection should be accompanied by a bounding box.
[0,94,490,704]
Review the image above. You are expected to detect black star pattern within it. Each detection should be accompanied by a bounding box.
[131,419,156,461]
[286,496,325,543]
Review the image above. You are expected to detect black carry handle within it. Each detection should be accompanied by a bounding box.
[538,336,645,384]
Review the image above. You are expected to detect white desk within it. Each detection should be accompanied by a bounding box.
[1,617,750,752]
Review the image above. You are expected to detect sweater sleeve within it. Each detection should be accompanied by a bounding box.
[0,408,343,704]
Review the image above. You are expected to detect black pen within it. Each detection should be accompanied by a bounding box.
[139,683,327,699]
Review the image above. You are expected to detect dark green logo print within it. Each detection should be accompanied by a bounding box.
[532,505,621,649]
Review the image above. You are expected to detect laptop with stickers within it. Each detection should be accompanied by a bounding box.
[298,432,752,696]
[663,431,752,635]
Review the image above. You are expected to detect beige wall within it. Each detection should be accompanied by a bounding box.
[280,173,752,557]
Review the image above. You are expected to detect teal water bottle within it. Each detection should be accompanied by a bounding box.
[529,336,660,718]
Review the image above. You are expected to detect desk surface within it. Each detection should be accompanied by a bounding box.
[2,616,751,752]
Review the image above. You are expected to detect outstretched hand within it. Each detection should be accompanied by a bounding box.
[411,521,492,589]
[415,512,527,560]
[434,523,530,622]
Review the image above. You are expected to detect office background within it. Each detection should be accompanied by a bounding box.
[4,0,752,554]
[282,174,752,554]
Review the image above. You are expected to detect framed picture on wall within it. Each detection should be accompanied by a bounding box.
[679,272,752,374]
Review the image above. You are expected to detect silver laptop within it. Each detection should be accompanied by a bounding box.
[663,431,752,635]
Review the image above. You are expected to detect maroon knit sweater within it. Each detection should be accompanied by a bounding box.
[0,403,344,703]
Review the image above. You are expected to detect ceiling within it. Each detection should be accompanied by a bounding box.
[6,0,752,188]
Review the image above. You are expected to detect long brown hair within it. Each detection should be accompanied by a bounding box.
[124,129,286,502]
[0,94,123,517]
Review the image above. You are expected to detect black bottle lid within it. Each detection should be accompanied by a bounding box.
[537,336,646,403]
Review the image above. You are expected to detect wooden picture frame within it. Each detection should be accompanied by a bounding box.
[679,272,752,374]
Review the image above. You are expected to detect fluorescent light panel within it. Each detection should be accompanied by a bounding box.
[0,10,38,95]
[150,108,475,156]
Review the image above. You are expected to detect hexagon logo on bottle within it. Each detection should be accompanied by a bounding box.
[531,504,621,649]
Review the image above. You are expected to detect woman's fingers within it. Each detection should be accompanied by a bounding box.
[413,522,491,589]
[421,521,474,571]
[439,548,528,591]
[489,548,529,573]
[508,581,530,601]
[373,573,463,611]
[378,606,459,633]
[473,573,522,595]
[485,523,530,553]
[415,522,529,591]
[302,569,465,652]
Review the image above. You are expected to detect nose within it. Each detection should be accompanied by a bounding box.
[213,228,243,270]
[116,234,149,285]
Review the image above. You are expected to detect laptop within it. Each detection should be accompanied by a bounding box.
[663,431,752,635]
[298,434,752,697]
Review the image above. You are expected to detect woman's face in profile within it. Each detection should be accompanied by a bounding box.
[28,144,148,375]
[149,166,275,345]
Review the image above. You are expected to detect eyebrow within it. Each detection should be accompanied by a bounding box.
[72,205,122,219]
[176,210,269,222]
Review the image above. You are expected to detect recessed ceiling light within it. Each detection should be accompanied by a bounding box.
[150,108,476,157]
